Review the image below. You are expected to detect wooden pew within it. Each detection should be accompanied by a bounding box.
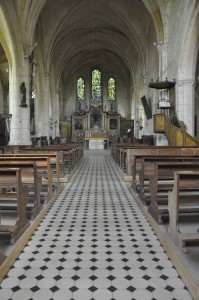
[0,168,30,244]
[0,157,54,203]
[0,153,61,181]
[136,156,199,199]
[112,144,199,176]
[47,143,83,167]
[48,144,83,173]
[148,161,199,224]
[4,143,84,175]
[125,146,181,176]
[18,145,83,177]
[0,161,42,219]
[168,171,199,248]
[18,148,70,177]
[111,143,148,169]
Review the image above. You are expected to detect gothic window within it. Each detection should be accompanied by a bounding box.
[92,69,101,98]
[108,77,116,101]
[77,77,85,101]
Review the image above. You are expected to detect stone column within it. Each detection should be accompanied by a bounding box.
[177,80,195,135]
[37,73,50,140]
[9,61,31,145]
[51,88,60,139]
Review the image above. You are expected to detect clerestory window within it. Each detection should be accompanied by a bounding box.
[108,77,116,101]
[77,77,85,101]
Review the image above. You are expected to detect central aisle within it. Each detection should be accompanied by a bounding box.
[0,151,192,300]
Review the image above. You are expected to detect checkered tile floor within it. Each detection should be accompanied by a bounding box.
[0,151,193,300]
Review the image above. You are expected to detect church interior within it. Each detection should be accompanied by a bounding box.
[0,0,199,299]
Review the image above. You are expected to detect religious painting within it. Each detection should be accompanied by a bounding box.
[74,118,83,130]
[90,107,102,129]
[109,118,118,130]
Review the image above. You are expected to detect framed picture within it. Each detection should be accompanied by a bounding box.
[109,118,118,129]
[74,118,83,130]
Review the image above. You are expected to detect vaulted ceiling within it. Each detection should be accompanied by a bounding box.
[0,0,163,94]
[36,0,160,86]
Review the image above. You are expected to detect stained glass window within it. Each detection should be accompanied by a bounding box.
[108,77,116,101]
[77,77,85,101]
[92,69,101,98]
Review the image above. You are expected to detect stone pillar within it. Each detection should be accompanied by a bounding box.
[177,80,195,135]
[51,89,60,139]
[37,73,50,140]
[9,61,31,145]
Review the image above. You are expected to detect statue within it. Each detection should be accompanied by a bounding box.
[109,102,116,114]
[20,82,28,107]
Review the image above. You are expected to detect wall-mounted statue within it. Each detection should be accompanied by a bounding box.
[109,102,117,114]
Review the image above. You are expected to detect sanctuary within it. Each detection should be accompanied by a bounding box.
[71,94,120,149]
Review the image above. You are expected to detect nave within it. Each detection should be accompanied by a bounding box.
[0,151,192,300]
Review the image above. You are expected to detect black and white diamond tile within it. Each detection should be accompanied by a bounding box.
[0,151,193,300]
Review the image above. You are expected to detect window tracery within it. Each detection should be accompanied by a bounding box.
[92,69,101,98]
[108,77,116,101]
[77,77,85,101]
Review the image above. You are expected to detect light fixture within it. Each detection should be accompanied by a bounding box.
[0,113,12,119]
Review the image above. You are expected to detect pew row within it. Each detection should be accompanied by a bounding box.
[0,153,61,182]
[16,144,84,180]
[0,161,42,219]
[147,162,199,224]
[135,156,199,200]
[0,168,30,244]
[0,157,55,203]
[168,171,199,248]
[111,142,199,177]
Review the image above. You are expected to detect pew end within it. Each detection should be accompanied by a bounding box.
[168,171,199,250]
[0,168,30,244]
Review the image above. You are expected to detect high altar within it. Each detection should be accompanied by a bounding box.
[71,97,120,149]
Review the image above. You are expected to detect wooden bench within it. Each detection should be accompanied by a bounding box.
[112,145,199,176]
[18,144,83,177]
[131,147,199,182]
[147,161,199,224]
[111,143,149,170]
[136,156,199,200]
[125,146,182,176]
[0,153,61,181]
[47,143,84,171]
[0,156,54,203]
[0,161,42,219]
[0,168,30,244]
[48,144,82,173]
[168,171,199,248]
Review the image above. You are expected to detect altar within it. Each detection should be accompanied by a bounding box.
[84,128,108,149]
[71,96,120,147]
[88,139,104,149]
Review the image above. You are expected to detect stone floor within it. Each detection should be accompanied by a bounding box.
[0,150,193,300]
